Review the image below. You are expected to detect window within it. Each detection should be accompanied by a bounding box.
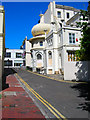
[40,41,43,46]
[69,33,75,44]
[48,40,50,45]
[50,39,53,45]
[14,63,22,66]
[68,51,77,61]
[37,54,42,60]
[48,39,53,46]
[48,51,52,59]
[32,43,34,48]
[4,60,12,66]
[14,60,23,66]
[57,11,61,18]
[16,53,22,58]
[67,12,69,18]
[5,52,11,58]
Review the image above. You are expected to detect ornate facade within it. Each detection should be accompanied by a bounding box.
[20,1,90,81]
[25,1,82,75]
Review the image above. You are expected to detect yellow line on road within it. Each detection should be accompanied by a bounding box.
[27,70,86,84]
[16,73,67,120]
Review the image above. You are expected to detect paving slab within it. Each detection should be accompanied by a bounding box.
[1,73,46,119]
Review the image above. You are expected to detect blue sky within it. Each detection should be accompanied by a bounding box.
[2,2,88,49]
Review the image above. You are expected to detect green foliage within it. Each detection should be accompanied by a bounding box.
[0,94,2,99]
[76,8,90,61]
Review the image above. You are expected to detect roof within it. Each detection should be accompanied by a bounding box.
[29,35,45,41]
[66,13,80,25]
[56,4,80,12]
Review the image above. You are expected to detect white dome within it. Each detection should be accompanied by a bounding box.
[31,23,50,37]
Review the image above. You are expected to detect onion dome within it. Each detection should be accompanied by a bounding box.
[31,23,50,37]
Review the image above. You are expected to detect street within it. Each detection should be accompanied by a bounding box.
[14,68,89,119]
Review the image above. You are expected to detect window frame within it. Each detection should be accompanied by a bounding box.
[16,53,22,58]
[68,51,77,61]
[69,33,75,44]
[40,41,43,46]
[37,54,42,60]
[4,60,12,66]
[57,11,61,18]
[48,51,52,59]
[67,12,69,19]
[5,52,11,58]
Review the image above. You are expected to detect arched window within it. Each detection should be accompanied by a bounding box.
[37,54,42,60]
[48,51,52,59]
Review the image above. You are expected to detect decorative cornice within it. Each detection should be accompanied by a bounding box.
[66,44,80,47]
[30,47,44,50]
[29,35,45,41]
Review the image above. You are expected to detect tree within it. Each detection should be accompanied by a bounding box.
[76,2,90,61]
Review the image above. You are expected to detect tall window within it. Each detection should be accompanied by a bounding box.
[67,12,69,18]
[68,51,77,61]
[69,33,75,44]
[37,54,42,60]
[57,11,61,18]
[51,39,53,45]
[16,53,22,58]
[32,43,34,48]
[48,51,52,59]
[5,52,11,58]
[40,41,43,46]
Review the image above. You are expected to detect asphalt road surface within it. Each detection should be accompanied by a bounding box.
[14,68,89,119]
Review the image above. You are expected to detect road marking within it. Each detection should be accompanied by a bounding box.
[27,70,86,84]
[16,73,67,120]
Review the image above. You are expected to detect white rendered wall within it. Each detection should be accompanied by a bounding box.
[4,49,24,68]
[56,9,75,22]
[0,6,4,79]
[0,11,3,33]
[64,28,81,45]
[26,41,31,67]
[53,32,59,73]
[31,38,45,49]
[0,37,3,78]
[44,2,51,24]
[64,61,90,81]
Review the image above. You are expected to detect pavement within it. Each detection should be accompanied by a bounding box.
[15,68,90,119]
[44,74,64,81]
[0,69,46,119]
[0,68,89,119]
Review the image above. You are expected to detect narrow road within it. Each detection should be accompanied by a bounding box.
[15,68,89,119]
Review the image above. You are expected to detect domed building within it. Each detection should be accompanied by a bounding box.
[24,1,87,81]
[25,14,51,73]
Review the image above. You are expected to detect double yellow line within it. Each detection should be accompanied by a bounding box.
[27,70,86,84]
[16,73,67,120]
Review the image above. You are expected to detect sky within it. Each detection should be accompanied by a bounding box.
[1,1,89,49]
